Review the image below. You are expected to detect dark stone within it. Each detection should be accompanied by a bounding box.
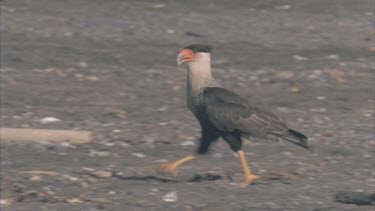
[335,191,375,205]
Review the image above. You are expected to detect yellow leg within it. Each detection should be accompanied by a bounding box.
[238,150,260,185]
[156,155,196,177]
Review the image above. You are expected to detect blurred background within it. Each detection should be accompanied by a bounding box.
[1,0,374,210]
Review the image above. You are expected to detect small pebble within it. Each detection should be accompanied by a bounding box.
[85,76,99,81]
[0,198,14,205]
[282,151,294,157]
[326,54,339,60]
[180,141,195,146]
[153,159,168,163]
[167,29,175,34]
[81,167,95,172]
[61,142,70,147]
[310,108,327,113]
[290,87,301,93]
[162,191,178,202]
[275,5,291,9]
[87,177,98,183]
[92,171,112,178]
[131,152,145,158]
[152,4,166,8]
[80,182,89,188]
[121,143,130,148]
[77,62,88,68]
[66,197,84,203]
[74,73,84,78]
[293,55,309,61]
[30,176,43,182]
[275,71,294,79]
[40,117,61,124]
[89,150,110,157]
[69,177,79,181]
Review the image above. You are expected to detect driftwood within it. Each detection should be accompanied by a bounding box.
[0,128,92,143]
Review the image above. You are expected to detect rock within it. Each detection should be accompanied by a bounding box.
[180,141,195,146]
[91,171,112,178]
[316,96,326,100]
[112,129,121,133]
[19,190,43,201]
[68,176,79,181]
[290,87,301,93]
[335,191,375,205]
[66,197,84,203]
[184,31,205,37]
[89,150,110,157]
[329,69,346,83]
[81,167,95,172]
[275,5,292,9]
[310,108,327,113]
[80,182,89,188]
[85,76,99,81]
[30,176,43,182]
[282,151,294,157]
[275,71,294,79]
[40,117,61,124]
[77,62,88,68]
[87,177,98,183]
[177,133,195,140]
[151,4,166,9]
[0,198,16,205]
[166,29,175,34]
[162,191,178,202]
[326,54,340,60]
[293,55,309,61]
[61,142,70,147]
[131,152,145,158]
[153,159,168,163]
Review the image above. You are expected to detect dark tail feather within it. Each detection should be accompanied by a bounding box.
[287,129,308,140]
[285,129,311,151]
[269,129,311,151]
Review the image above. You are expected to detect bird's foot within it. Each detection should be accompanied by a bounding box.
[156,163,179,177]
[241,174,260,186]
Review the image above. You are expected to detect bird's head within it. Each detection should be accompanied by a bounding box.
[177,44,212,65]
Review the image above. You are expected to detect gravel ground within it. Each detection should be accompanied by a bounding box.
[1,0,374,210]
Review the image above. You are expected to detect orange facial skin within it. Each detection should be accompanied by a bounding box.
[177,49,197,65]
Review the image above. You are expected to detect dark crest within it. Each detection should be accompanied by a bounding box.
[183,44,212,53]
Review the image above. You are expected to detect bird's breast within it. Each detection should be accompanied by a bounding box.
[186,91,205,115]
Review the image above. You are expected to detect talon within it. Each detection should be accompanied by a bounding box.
[156,163,179,177]
[242,174,260,186]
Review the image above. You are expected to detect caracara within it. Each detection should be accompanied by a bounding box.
[157,44,310,186]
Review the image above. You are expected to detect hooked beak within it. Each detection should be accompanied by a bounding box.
[177,53,187,65]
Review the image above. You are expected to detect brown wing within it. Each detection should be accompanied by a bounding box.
[203,87,288,134]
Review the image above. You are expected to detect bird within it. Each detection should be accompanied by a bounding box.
[157,44,310,186]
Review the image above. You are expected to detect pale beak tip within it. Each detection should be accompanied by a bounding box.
[177,53,184,65]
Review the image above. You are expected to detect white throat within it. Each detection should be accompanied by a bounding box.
[186,53,219,94]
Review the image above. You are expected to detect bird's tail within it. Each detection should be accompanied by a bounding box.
[269,129,311,151]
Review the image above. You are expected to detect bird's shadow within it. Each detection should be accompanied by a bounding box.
[112,171,231,183]
[113,174,178,183]
[113,171,294,185]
